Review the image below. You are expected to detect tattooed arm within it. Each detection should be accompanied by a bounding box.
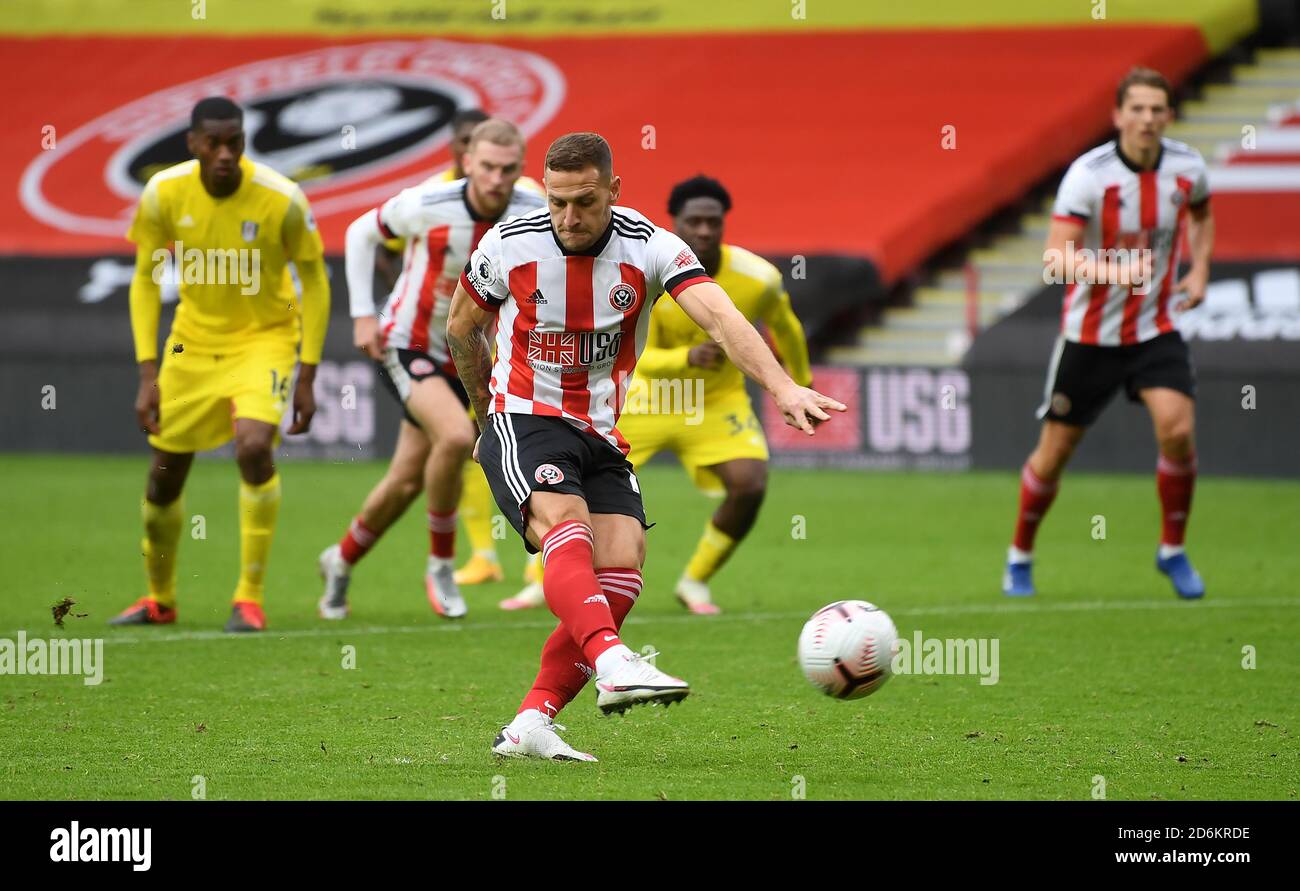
[447,280,498,456]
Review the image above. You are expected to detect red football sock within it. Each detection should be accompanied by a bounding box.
[1012,462,1059,554]
[518,568,642,717]
[1156,452,1196,547]
[539,521,620,665]
[427,509,457,560]
[339,516,378,566]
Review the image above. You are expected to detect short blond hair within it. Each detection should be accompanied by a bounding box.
[468,118,526,152]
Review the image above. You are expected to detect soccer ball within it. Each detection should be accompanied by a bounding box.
[797,600,898,699]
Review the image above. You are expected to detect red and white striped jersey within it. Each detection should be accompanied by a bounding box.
[366,179,543,359]
[460,205,712,453]
[1053,137,1209,346]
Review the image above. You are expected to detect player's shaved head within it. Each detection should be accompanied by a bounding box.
[545,133,613,181]
[543,133,620,252]
[190,96,243,131]
[188,97,244,198]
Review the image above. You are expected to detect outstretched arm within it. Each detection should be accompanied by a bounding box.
[674,281,845,434]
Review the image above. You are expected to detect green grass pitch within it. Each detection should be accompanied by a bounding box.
[1,454,1296,800]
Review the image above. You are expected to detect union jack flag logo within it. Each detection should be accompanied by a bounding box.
[527,331,576,365]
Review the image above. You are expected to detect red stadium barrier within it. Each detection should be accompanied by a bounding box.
[4,27,1210,283]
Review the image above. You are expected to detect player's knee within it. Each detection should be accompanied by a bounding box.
[628,538,647,569]
[389,472,424,504]
[529,500,587,538]
[145,480,182,507]
[725,467,768,509]
[1046,444,1073,474]
[439,424,476,458]
[146,457,188,504]
[1159,424,1194,458]
[234,429,274,467]
[596,534,646,570]
[1037,434,1079,475]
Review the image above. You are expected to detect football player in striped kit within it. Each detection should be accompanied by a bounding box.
[1004,68,1214,600]
[375,109,531,588]
[317,119,543,619]
[447,132,844,761]
[501,175,813,615]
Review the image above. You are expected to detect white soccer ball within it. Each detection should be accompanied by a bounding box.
[797,600,898,699]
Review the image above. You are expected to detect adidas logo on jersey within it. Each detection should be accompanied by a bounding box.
[526,289,547,304]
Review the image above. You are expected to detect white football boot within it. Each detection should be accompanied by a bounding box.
[317,544,351,620]
[499,581,546,611]
[426,557,468,619]
[491,709,597,762]
[595,649,690,715]
[674,576,721,615]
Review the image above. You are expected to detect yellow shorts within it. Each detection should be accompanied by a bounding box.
[149,335,298,454]
[621,393,769,495]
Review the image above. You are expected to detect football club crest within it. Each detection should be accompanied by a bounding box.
[534,463,565,485]
[241,221,259,242]
[608,282,638,312]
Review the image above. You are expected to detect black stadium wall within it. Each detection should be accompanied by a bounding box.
[964,262,1300,478]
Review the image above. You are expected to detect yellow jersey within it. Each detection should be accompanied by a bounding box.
[631,243,812,405]
[127,155,324,358]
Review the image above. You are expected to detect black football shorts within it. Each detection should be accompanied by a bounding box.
[375,348,469,427]
[478,412,648,553]
[1037,331,1196,427]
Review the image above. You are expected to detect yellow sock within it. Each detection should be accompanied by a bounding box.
[684,521,739,583]
[459,461,498,558]
[235,474,281,606]
[141,497,182,608]
[525,552,543,584]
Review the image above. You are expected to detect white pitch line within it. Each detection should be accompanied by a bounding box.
[14,596,1299,647]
